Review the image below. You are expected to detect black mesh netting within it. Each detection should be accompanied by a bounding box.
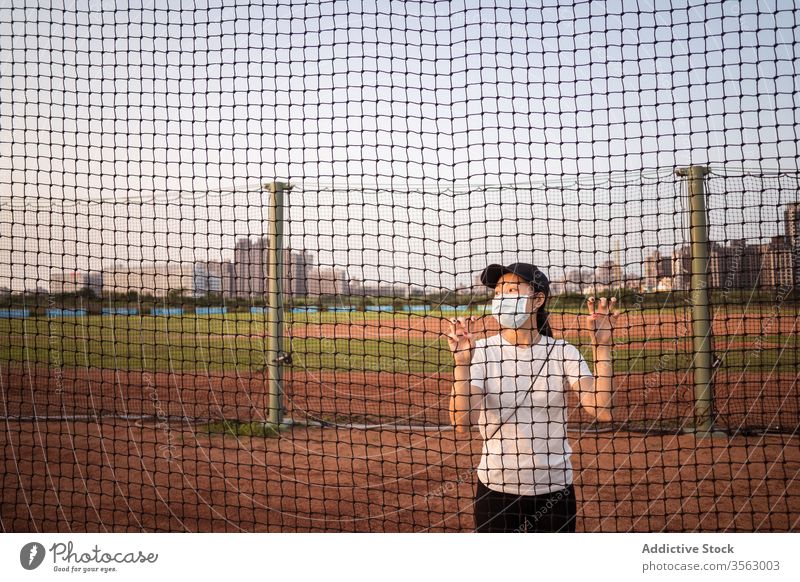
[1,1,798,532]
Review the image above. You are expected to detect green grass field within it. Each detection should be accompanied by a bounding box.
[286,305,800,324]
[0,313,796,374]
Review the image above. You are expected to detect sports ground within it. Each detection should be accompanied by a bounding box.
[1,308,798,531]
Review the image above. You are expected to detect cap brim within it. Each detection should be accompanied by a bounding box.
[479,264,511,288]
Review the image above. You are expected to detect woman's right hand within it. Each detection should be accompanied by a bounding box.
[446,316,477,366]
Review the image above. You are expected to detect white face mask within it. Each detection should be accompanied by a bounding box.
[491,294,533,329]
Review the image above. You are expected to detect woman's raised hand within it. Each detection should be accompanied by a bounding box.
[586,296,621,347]
[446,316,478,366]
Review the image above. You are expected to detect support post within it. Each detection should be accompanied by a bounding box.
[265,181,289,427]
[675,165,724,438]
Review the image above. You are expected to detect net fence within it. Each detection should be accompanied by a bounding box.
[1,0,799,533]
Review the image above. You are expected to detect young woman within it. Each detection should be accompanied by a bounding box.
[447,262,618,533]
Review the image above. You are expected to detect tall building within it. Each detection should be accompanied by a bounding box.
[738,240,763,290]
[287,250,313,296]
[234,237,269,297]
[232,237,311,297]
[671,245,693,291]
[612,240,624,287]
[593,260,617,292]
[785,202,800,289]
[786,202,800,248]
[306,265,349,296]
[709,241,733,290]
[715,239,762,290]
[594,260,612,286]
[760,235,793,289]
[644,250,672,291]
[592,254,625,291]
[193,260,236,297]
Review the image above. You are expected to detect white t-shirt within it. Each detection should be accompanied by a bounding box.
[469,333,593,496]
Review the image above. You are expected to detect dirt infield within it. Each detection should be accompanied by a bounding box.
[1,419,797,532]
[1,361,798,532]
[287,310,799,341]
[1,310,797,532]
[2,362,796,432]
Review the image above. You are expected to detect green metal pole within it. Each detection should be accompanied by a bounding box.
[675,165,721,437]
[265,181,288,427]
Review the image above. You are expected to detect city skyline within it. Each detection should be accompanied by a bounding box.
[2,175,798,292]
[39,203,799,299]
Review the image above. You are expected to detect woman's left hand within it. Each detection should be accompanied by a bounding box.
[586,296,620,347]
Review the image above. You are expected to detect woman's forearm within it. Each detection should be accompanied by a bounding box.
[450,364,473,434]
[592,344,614,416]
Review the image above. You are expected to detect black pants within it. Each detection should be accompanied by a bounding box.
[473,479,577,533]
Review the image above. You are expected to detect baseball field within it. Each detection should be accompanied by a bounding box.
[1,307,798,531]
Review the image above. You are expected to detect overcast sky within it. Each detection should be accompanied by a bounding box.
[1,0,798,290]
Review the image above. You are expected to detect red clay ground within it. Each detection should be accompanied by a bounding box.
[1,311,798,532]
[1,420,797,532]
[1,362,798,532]
[287,310,799,341]
[2,364,796,431]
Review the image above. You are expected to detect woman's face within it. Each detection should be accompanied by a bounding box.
[494,273,545,313]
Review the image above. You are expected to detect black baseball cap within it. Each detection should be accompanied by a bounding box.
[480,262,550,293]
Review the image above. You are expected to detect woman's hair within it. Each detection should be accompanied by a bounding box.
[535,299,554,337]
